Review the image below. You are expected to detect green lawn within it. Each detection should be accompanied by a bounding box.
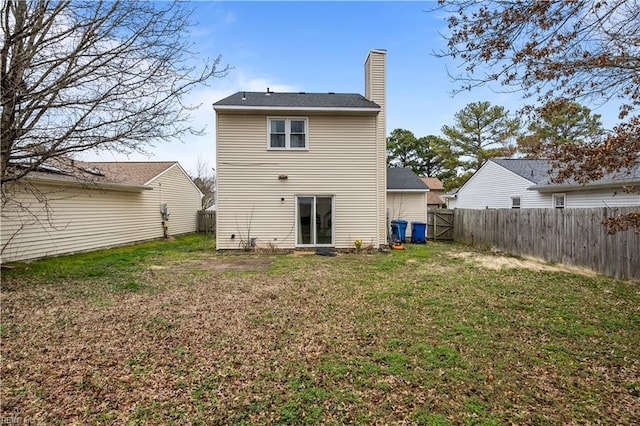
[1,235,638,424]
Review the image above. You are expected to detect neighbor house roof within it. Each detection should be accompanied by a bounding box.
[421,177,444,191]
[83,161,178,186]
[387,167,428,191]
[491,158,554,185]
[213,91,380,112]
[492,158,640,191]
[23,160,197,193]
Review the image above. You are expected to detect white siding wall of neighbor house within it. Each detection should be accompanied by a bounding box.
[216,113,381,250]
[449,161,547,209]
[448,160,640,210]
[148,165,203,235]
[0,164,201,263]
[562,187,640,208]
[387,192,427,238]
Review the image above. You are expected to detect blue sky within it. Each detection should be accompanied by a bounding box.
[84,1,617,175]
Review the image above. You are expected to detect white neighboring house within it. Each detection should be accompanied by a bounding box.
[387,167,428,239]
[447,158,640,209]
[1,161,203,263]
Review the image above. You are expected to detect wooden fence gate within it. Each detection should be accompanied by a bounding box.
[427,209,454,240]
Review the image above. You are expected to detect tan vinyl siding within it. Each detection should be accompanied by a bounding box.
[387,192,428,238]
[365,50,387,245]
[0,164,201,262]
[148,164,203,235]
[216,113,382,249]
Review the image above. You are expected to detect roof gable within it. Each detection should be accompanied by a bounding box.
[387,167,428,191]
[450,159,542,197]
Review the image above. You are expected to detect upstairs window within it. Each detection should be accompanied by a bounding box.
[552,193,565,209]
[268,118,308,149]
[511,196,521,209]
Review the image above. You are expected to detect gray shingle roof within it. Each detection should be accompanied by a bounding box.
[213,91,380,110]
[492,158,640,187]
[491,158,554,185]
[27,159,179,188]
[387,167,428,191]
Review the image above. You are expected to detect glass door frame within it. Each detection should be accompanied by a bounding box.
[295,195,335,248]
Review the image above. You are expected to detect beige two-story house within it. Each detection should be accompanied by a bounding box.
[213,49,387,250]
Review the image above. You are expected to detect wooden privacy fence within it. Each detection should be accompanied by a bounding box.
[453,207,640,280]
[427,209,454,240]
[197,210,216,235]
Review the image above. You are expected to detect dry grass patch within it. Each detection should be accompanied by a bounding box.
[450,250,598,277]
[1,236,639,424]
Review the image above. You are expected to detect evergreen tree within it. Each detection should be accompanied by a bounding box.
[442,102,520,174]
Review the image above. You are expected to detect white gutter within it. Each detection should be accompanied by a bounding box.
[529,178,640,192]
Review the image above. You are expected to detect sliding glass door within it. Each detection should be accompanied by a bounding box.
[296,196,333,246]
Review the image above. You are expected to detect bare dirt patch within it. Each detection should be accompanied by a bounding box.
[150,257,274,273]
[450,250,597,277]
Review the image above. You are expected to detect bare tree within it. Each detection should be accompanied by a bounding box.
[1,0,228,195]
[190,156,215,210]
[434,0,640,231]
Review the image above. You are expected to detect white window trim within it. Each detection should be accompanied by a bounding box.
[510,196,521,209]
[295,195,334,247]
[267,117,309,150]
[552,193,566,209]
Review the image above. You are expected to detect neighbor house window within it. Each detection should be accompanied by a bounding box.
[511,196,521,209]
[268,118,308,149]
[552,193,565,209]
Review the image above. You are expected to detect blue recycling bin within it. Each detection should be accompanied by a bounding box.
[411,221,427,244]
[390,219,408,242]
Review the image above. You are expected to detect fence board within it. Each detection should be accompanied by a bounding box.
[453,207,640,281]
[197,210,216,235]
